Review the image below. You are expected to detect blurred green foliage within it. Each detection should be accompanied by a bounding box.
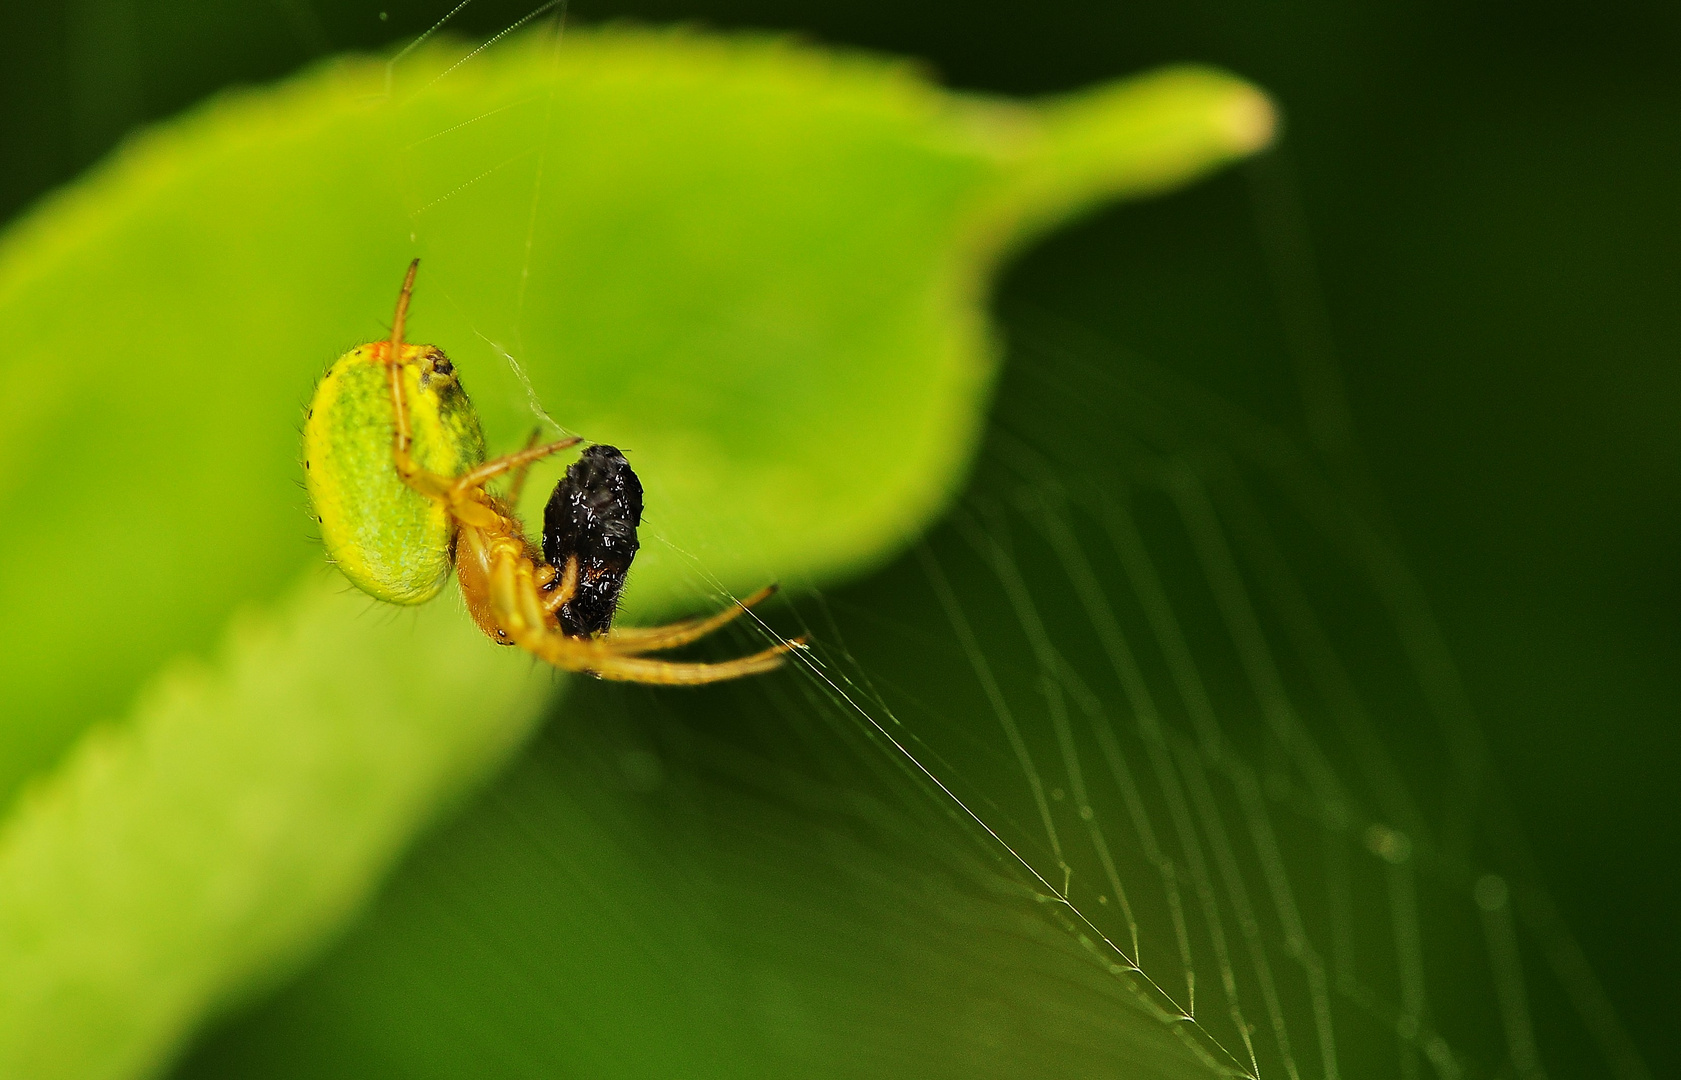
[0,24,1270,1079]
[1,1,1676,1078]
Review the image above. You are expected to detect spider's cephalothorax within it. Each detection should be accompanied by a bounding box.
[542,445,644,637]
[301,259,801,685]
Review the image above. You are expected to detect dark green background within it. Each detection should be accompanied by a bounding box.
[5,0,1676,1073]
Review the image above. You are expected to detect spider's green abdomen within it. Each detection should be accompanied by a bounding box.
[303,344,486,604]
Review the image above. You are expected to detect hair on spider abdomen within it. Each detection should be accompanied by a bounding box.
[542,444,644,637]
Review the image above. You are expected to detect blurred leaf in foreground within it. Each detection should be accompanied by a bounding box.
[0,584,545,1080]
[0,26,1271,1080]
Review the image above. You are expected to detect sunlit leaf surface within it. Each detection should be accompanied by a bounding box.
[0,27,1270,1080]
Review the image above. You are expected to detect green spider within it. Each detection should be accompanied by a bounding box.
[303,261,799,684]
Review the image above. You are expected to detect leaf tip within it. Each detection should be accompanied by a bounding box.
[969,65,1277,253]
[1220,81,1279,157]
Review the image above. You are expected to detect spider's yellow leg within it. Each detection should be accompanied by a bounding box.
[488,552,801,684]
[381,261,459,500]
[490,545,587,647]
[375,260,559,511]
[487,545,526,632]
[503,428,544,505]
[452,435,581,497]
[490,544,550,635]
[383,355,456,502]
[604,585,780,655]
[541,556,580,615]
[515,619,802,683]
[562,640,804,685]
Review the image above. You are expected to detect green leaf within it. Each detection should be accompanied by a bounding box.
[0,26,1271,1080]
[0,582,546,1080]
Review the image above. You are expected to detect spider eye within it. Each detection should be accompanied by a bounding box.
[417,349,458,390]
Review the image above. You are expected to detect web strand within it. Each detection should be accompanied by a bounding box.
[363,12,1654,1076]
